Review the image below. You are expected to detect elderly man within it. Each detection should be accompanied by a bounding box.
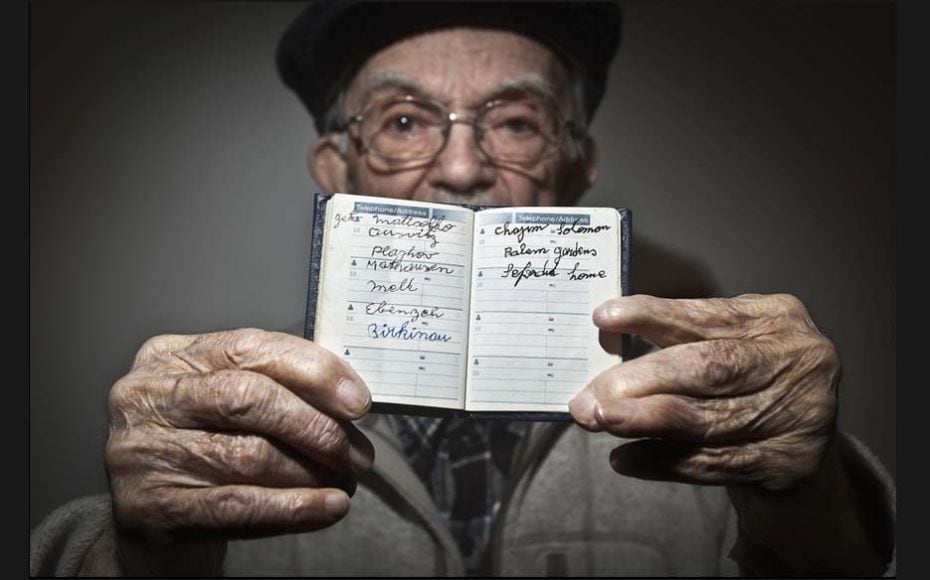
[31,1,894,576]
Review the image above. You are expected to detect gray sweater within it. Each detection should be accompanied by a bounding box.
[31,412,895,576]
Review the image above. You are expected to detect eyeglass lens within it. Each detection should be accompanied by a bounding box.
[355,97,562,168]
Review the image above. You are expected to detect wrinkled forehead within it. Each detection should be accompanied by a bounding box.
[344,27,574,113]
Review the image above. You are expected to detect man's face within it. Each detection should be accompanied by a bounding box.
[311,27,596,207]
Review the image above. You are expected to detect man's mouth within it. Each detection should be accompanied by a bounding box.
[425,190,524,207]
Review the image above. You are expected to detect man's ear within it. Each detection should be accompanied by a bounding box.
[559,135,598,206]
[308,134,350,193]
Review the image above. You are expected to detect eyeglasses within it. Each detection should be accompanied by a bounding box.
[342,95,580,170]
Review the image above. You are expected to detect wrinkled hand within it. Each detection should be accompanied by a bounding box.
[105,328,374,545]
[570,294,841,491]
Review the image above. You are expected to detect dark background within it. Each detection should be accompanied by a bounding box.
[30,1,894,529]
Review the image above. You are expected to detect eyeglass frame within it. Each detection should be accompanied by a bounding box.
[335,94,585,169]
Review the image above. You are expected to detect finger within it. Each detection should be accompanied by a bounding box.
[107,427,357,495]
[136,370,375,474]
[592,294,804,347]
[135,486,352,540]
[590,392,779,442]
[570,339,781,429]
[608,439,799,489]
[132,334,200,368]
[147,328,372,421]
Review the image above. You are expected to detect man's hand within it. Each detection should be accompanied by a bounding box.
[105,328,374,560]
[569,293,841,491]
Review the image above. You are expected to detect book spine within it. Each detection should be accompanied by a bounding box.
[618,207,632,358]
[303,193,332,341]
[619,207,632,298]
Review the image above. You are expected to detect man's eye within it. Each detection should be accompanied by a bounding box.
[498,117,540,135]
[378,111,438,138]
[389,115,417,133]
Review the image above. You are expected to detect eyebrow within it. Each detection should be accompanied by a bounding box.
[484,74,558,105]
[357,72,430,109]
[357,71,559,110]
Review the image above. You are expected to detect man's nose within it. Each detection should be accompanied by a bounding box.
[426,122,495,195]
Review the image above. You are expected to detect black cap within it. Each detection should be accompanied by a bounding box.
[276,1,622,134]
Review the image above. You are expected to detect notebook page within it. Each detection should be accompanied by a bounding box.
[465,207,622,413]
[313,194,473,410]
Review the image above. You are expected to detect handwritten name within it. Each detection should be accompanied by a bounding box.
[371,244,439,262]
[556,219,611,235]
[366,258,455,275]
[365,301,444,324]
[368,215,456,248]
[501,257,562,287]
[494,221,548,243]
[503,243,549,258]
[368,321,452,342]
[366,277,418,293]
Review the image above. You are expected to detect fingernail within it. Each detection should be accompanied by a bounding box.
[569,390,602,431]
[324,491,349,520]
[338,378,371,415]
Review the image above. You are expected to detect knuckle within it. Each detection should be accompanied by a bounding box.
[107,375,157,432]
[107,429,179,482]
[696,341,741,389]
[813,337,842,382]
[800,390,838,432]
[767,293,815,330]
[693,398,733,440]
[786,295,809,318]
[698,446,764,480]
[191,371,270,424]
[167,374,199,415]
[229,436,275,481]
[660,396,707,441]
[793,336,843,396]
[302,412,348,460]
[224,378,259,418]
[209,488,257,528]
[226,328,272,364]
[734,292,764,301]
[156,489,198,531]
[301,341,347,389]
[692,400,716,440]
[133,334,189,368]
[108,376,135,414]
[283,492,311,514]
[686,449,722,478]
[708,297,752,327]
[772,293,805,314]
[133,335,168,367]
